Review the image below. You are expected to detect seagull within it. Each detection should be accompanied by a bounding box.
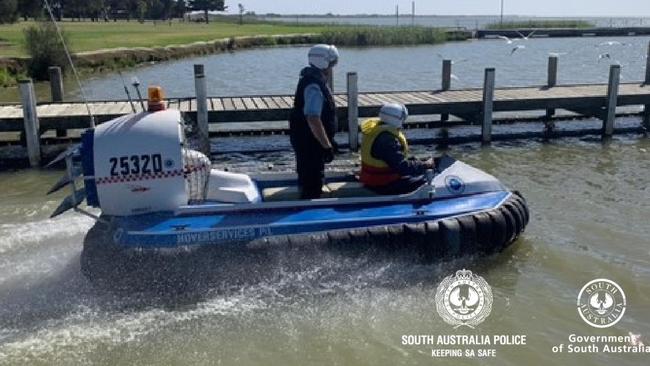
[629,332,645,347]
[598,41,624,47]
[450,74,461,81]
[510,45,526,55]
[436,54,468,64]
[548,52,568,57]
[516,30,537,40]
[598,53,611,62]
[497,35,516,44]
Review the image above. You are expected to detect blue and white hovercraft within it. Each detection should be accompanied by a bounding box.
[49,90,529,283]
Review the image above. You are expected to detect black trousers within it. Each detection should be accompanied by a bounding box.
[292,143,325,199]
[368,176,427,196]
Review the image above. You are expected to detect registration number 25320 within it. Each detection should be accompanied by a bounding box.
[109,154,163,176]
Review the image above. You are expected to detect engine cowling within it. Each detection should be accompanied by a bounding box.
[81,109,192,216]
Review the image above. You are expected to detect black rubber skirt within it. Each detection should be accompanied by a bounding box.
[81,192,529,288]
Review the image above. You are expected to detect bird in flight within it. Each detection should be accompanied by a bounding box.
[598,41,625,47]
[497,35,516,44]
[510,45,526,55]
[436,54,468,64]
[516,30,537,40]
[598,53,611,62]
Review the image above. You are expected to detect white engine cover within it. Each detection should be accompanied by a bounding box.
[206,170,262,204]
[93,110,187,216]
[433,160,507,198]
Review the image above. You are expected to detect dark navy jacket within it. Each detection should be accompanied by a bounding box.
[289,66,337,149]
[371,132,428,177]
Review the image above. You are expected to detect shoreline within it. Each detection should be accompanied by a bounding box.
[0,33,322,87]
[0,27,466,88]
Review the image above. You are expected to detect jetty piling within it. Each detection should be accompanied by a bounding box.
[603,64,621,138]
[18,79,41,167]
[193,64,210,155]
[546,56,558,119]
[441,59,452,123]
[48,66,67,138]
[327,72,334,92]
[481,68,496,144]
[643,42,650,130]
[346,72,359,151]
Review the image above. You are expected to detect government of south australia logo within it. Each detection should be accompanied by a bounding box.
[435,269,493,328]
[577,278,626,328]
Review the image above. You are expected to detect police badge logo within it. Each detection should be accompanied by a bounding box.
[577,278,626,328]
[435,269,493,328]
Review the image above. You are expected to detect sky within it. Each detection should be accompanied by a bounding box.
[227,0,650,17]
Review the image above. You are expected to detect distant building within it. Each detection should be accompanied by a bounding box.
[184,10,229,22]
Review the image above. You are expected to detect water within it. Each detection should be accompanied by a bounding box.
[262,15,650,30]
[2,35,649,103]
[1,135,649,365]
[1,38,650,364]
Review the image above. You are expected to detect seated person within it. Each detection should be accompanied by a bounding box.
[359,103,434,195]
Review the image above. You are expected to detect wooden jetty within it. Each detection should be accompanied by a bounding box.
[2,48,650,167]
[477,27,650,39]
[2,81,650,131]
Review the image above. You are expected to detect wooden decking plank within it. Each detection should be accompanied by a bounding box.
[0,106,23,119]
[281,96,295,107]
[333,94,347,106]
[387,93,423,105]
[179,99,191,112]
[232,97,246,110]
[222,98,235,111]
[242,97,257,110]
[416,92,448,103]
[261,97,279,109]
[36,103,70,117]
[364,93,391,105]
[252,97,268,109]
[167,98,180,110]
[399,92,433,104]
[114,101,134,114]
[358,94,376,106]
[94,102,123,115]
[272,96,290,109]
[212,98,224,111]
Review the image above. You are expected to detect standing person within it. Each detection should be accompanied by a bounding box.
[289,44,340,199]
[359,103,435,195]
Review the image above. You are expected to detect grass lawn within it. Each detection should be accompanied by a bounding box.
[0,20,329,57]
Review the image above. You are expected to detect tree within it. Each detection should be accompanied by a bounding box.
[173,0,187,19]
[190,0,226,24]
[0,0,19,24]
[24,21,70,80]
[18,0,42,21]
[237,3,244,25]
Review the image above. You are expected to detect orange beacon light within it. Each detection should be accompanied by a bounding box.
[147,86,166,112]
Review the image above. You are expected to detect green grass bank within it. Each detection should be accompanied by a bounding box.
[0,20,464,87]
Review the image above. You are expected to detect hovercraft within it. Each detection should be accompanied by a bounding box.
[48,93,529,282]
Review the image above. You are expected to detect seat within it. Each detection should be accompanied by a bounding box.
[262,182,375,202]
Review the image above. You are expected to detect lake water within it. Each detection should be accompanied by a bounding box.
[2,35,650,103]
[1,36,650,365]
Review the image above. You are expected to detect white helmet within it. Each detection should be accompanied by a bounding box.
[379,103,409,128]
[308,44,339,70]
